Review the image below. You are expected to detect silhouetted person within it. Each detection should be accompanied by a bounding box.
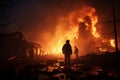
[74,46,79,60]
[62,40,72,68]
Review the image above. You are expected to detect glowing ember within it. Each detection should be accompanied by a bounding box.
[99,48,107,52]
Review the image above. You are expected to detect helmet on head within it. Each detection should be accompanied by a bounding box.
[66,40,70,43]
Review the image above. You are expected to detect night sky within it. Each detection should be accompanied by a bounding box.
[0,0,120,52]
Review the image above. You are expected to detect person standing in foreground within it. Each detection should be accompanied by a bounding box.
[62,40,72,68]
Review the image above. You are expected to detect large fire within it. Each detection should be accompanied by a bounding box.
[40,6,115,58]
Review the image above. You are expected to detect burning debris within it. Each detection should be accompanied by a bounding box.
[0,29,119,80]
[1,0,119,58]
[40,6,116,58]
[0,0,120,80]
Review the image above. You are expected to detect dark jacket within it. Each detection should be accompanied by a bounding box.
[62,43,72,55]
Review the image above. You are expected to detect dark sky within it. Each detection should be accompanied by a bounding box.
[0,0,120,49]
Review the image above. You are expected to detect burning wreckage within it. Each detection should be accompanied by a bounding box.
[0,5,120,80]
[0,32,41,65]
[0,22,119,80]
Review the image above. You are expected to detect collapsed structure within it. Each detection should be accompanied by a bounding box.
[0,32,41,65]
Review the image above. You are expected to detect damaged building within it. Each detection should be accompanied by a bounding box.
[0,32,41,66]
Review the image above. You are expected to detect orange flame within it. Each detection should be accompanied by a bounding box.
[45,6,100,56]
[48,17,79,55]
[77,7,100,38]
[41,6,115,57]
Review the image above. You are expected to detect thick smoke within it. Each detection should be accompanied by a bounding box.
[4,0,86,48]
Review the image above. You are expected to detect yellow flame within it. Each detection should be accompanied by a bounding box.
[41,6,115,57]
[92,25,99,38]
[37,48,40,55]
[86,9,100,38]
[99,48,107,52]
[51,25,79,54]
[44,6,100,56]
[110,39,115,47]
[77,7,100,38]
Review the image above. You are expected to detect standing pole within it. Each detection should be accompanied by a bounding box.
[112,0,119,53]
